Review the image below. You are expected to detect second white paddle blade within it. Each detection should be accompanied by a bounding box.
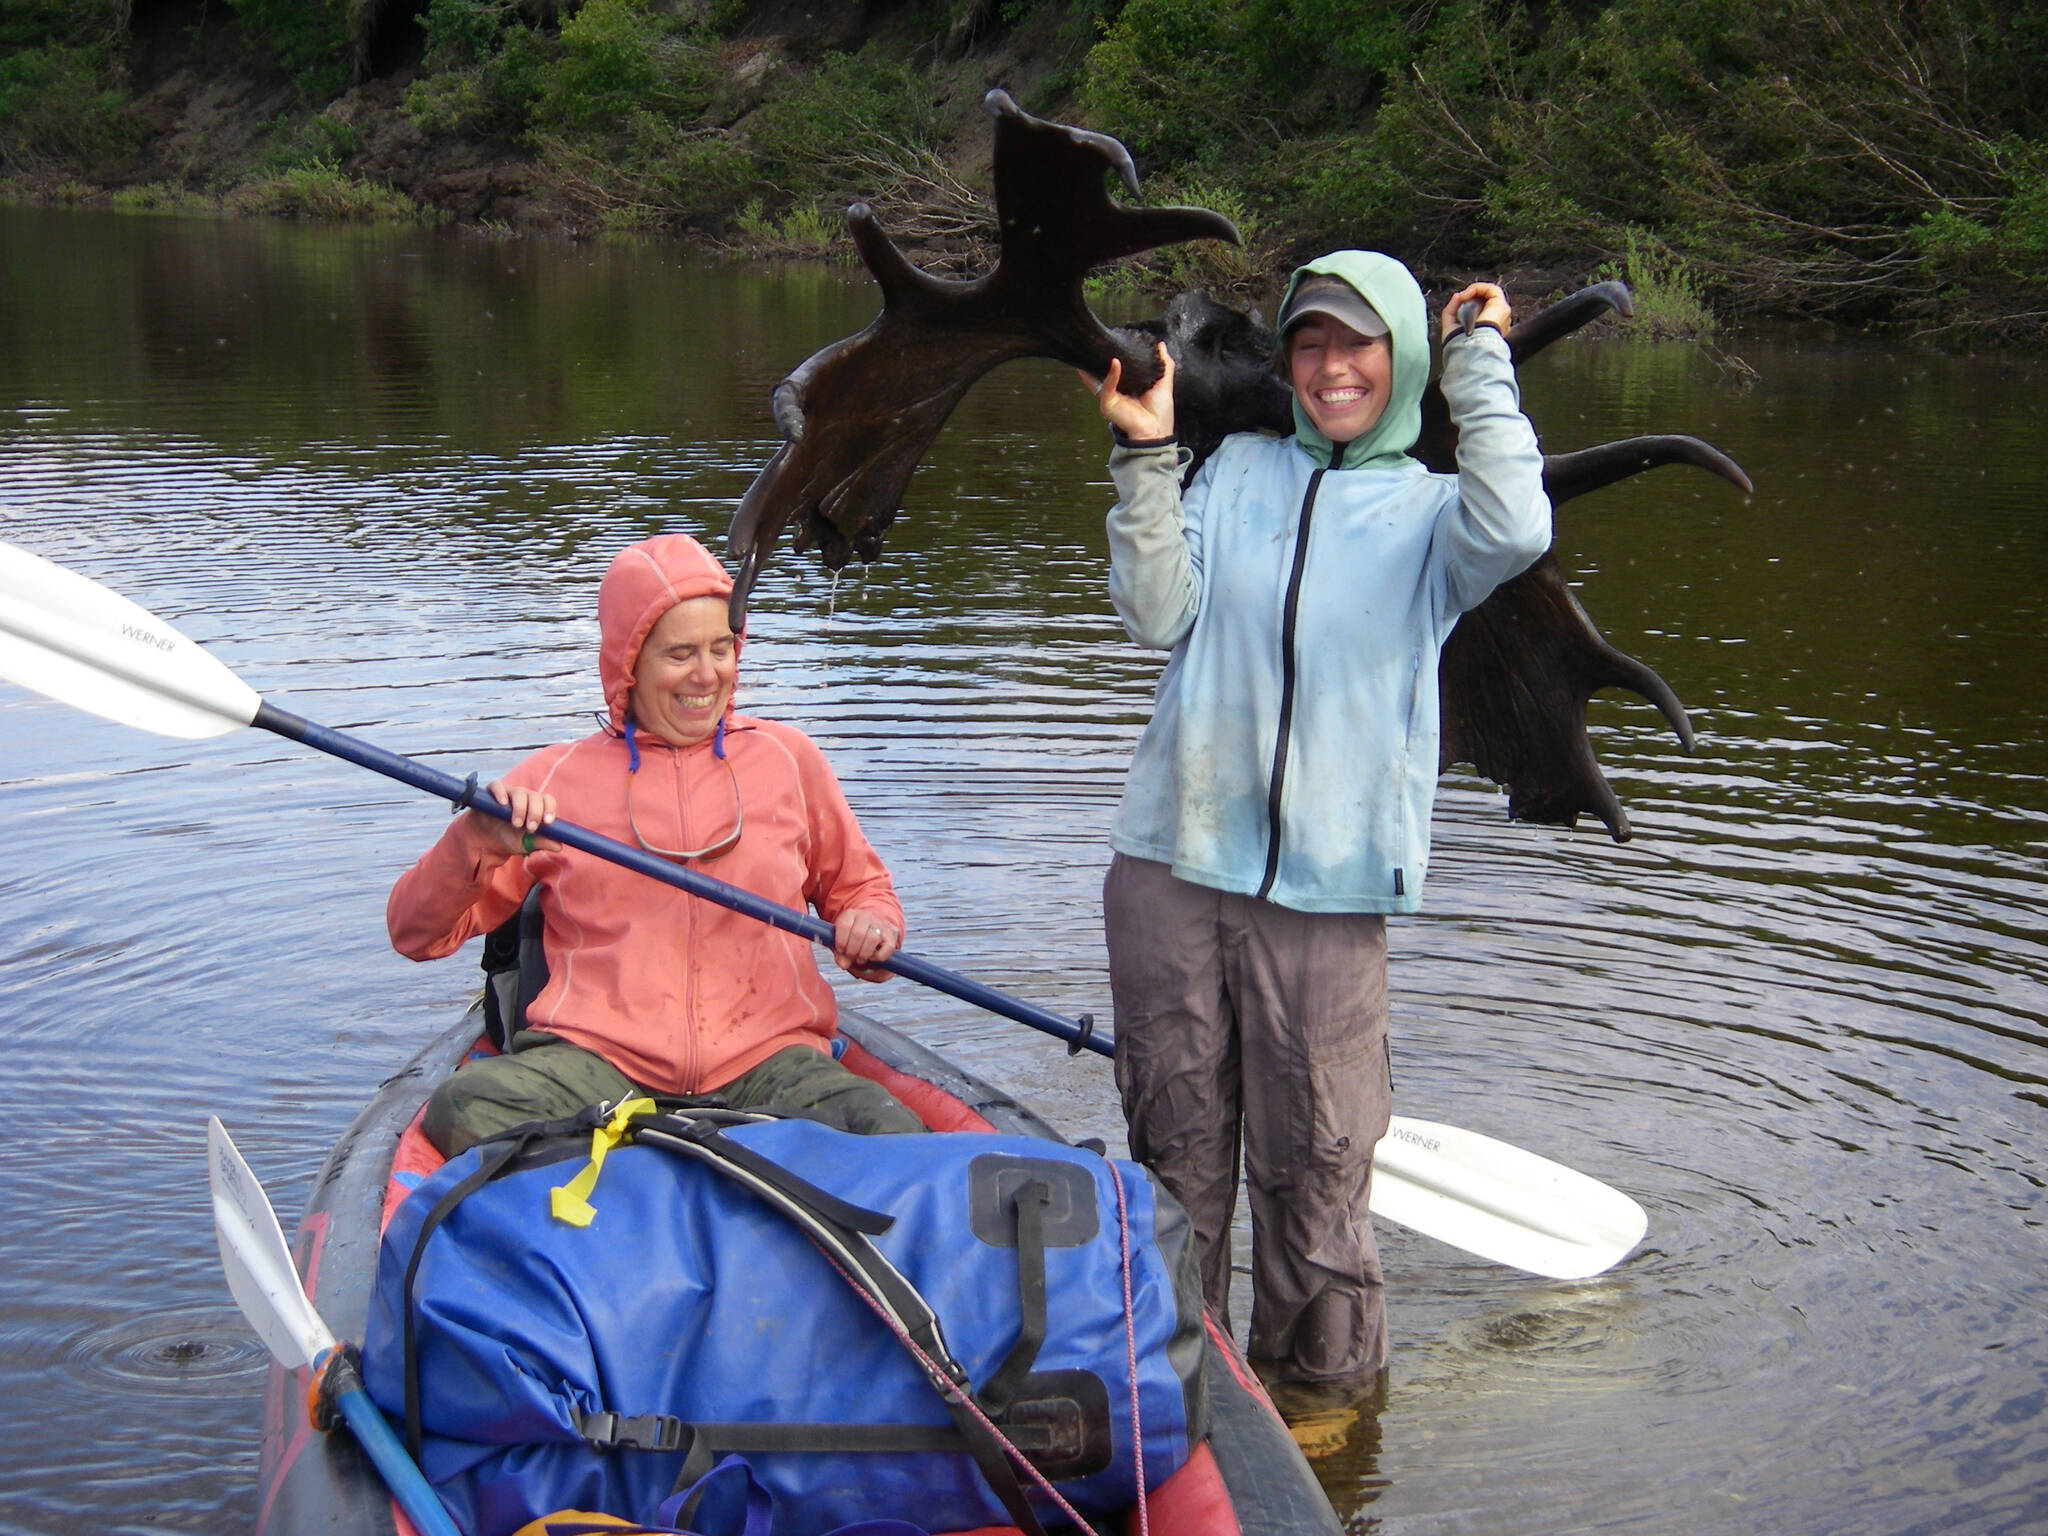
[208,1117,334,1369]
[1373,1116,1648,1280]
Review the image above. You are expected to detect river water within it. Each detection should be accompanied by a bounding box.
[0,206,2042,1535]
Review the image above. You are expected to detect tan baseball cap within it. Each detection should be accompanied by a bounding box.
[1278,273,1390,340]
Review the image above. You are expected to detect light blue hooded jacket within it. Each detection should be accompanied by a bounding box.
[1104,251,1550,914]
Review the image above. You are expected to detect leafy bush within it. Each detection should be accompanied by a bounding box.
[225,0,350,99]
[1272,0,2048,327]
[1596,228,1713,339]
[227,162,421,221]
[256,112,361,173]
[742,46,947,205]
[418,0,521,66]
[110,181,215,214]
[0,43,135,170]
[528,0,716,132]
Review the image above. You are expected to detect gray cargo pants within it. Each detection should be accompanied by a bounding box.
[421,1033,926,1155]
[1104,853,1392,1380]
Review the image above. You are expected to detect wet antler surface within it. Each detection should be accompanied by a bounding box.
[727,95,1752,841]
[726,89,1236,626]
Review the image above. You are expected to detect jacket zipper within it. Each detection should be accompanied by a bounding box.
[1257,460,1329,899]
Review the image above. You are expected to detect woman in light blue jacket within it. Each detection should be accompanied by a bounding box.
[1081,251,1550,1384]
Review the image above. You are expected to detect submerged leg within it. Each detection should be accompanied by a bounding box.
[1231,902,1392,1381]
[1105,853,1245,1330]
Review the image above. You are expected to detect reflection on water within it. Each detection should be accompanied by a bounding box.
[0,207,2043,1535]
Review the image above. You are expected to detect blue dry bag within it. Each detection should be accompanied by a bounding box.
[359,1107,1208,1536]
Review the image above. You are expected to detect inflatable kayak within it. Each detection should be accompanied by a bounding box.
[254,1005,1342,1536]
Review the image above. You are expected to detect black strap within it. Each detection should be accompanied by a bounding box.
[643,1114,895,1235]
[976,1180,1050,1417]
[936,1392,1052,1536]
[402,1128,545,1459]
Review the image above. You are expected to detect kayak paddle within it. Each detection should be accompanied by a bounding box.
[207,1117,461,1536]
[0,540,1101,1055]
[1,541,1646,1278]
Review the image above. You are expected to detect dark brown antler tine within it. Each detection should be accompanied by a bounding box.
[985,90,1239,277]
[1544,435,1754,503]
[1506,280,1634,364]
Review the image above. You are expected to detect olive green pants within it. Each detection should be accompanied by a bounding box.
[422,1032,927,1155]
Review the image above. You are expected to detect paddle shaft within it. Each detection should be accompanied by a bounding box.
[252,703,1110,1058]
[325,1357,463,1536]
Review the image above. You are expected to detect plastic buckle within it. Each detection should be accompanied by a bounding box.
[619,1415,684,1452]
[577,1409,683,1452]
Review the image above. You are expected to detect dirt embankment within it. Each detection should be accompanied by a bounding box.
[93,1,1076,244]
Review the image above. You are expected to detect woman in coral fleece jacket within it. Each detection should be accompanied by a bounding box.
[388,534,923,1155]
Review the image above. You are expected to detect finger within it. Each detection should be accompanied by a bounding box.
[1096,357,1123,411]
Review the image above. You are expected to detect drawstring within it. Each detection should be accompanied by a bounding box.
[624,714,726,775]
[623,714,742,862]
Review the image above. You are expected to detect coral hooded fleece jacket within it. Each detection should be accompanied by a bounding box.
[386,535,903,1096]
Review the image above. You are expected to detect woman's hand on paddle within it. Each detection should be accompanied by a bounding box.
[1443,281,1513,341]
[831,907,900,982]
[472,779,558,858]
[1078,342,1175,442]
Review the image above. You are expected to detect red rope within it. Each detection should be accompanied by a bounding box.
[1108,1161,1149,1536]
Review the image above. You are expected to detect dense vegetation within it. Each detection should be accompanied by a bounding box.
[3,0,2045,337]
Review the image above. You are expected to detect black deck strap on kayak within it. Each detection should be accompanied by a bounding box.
[973,1179,1051,1418]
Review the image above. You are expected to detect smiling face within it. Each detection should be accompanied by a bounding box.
[1286,315,1394,444]
[628,595,738,746]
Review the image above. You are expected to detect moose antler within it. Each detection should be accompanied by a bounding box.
[726,94,1752,841]
[727,89,1237,628]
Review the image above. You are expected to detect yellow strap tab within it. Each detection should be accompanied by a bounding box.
[549,1097,656,1227]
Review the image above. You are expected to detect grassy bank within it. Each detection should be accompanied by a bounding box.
[4,0,2045,339]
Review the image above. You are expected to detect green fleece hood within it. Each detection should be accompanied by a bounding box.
[1278,250,1429,471]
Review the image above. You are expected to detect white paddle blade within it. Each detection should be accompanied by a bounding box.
[207,1117,335,1369]
[0,543,260,738]
[1372,1116,1647,1280]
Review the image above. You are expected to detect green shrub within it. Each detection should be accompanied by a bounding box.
[256,112,360,173]
[418,0,520,66]
[226,0,350,100]
[401,67,500,135]
[110,180,214,214]
[729,197,843,256]
[227,161,420,221]
[1140,174,1267,295]
[741,46,946,205]
[534,110,752,228]
[1595,227,1713,339]
[528,0,715,132]
[0,44,135,170]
